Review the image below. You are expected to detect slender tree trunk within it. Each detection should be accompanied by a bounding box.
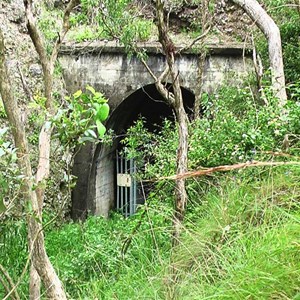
[156,0,189,245]
[172,101,189,245]
[23,0,79,297]
[232,0,287,105]
[29,266,40,300]
[0,29,68,300]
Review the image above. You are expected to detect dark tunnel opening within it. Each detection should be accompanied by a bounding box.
[106,84,195,145]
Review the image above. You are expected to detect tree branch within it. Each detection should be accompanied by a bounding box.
[50,0,80,65]
[178,25,211,54]
[23,0,47,66]
[147,160,300,181]
[232,0,287,105]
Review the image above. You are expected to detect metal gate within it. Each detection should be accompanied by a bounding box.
[116,152,137,217]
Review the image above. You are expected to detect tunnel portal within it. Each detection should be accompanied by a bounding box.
[71,84,195,219]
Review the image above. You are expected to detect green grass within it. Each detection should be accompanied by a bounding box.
[0,167,299,299]
[173,168,300,299]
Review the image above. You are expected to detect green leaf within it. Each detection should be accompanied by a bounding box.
[86,129,97,139]
[86,85,96,95]
[78,136,95,144]
[73,90,82,99]
[96,103,110,122]
[96,120,106,138]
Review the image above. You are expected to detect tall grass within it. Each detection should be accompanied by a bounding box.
[0,167,299,299]
[173,168,300,299]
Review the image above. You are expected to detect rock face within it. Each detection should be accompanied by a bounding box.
[215,0,253,40]
[0,0,68,219]
[0,0,42,103]
[134,0,252,41]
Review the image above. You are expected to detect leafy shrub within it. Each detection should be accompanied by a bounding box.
[280,16,300,83]
[52,86,110,146]
[122,85,300,180]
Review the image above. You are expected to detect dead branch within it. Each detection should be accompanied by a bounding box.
[146,160,300,182]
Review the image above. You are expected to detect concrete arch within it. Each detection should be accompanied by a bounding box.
[71,84,195,220]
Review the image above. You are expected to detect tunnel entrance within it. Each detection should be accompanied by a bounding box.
[71,84,195,219]
[108,84,194,217]
[107,84,195,136]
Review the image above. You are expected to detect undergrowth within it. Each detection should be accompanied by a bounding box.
[1,84,300,298]
[0,167,299,299]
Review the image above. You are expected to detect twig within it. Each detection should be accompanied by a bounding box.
[178,25,211,54]
[50,0,80,66]
[16,62,34,102]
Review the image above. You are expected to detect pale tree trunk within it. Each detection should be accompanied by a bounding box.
[24,0,79,297]
[156,0,189,245]
[232,0,287,106]
[0,30,67,300]
[1,0,79,298]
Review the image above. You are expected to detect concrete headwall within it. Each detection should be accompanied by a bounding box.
[59,41,253,109]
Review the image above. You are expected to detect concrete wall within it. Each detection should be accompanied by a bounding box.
[59,41,253,110]
[59,41,254,219]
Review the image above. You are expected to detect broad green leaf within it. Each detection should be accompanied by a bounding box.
[86,129,97,139]
[96,103,110,122]
[79,136,95,143]
[96,120,106,138]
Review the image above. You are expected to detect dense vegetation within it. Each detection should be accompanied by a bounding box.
[1,166,300,299]
[1,82,300,298]
[1,0,300,299]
